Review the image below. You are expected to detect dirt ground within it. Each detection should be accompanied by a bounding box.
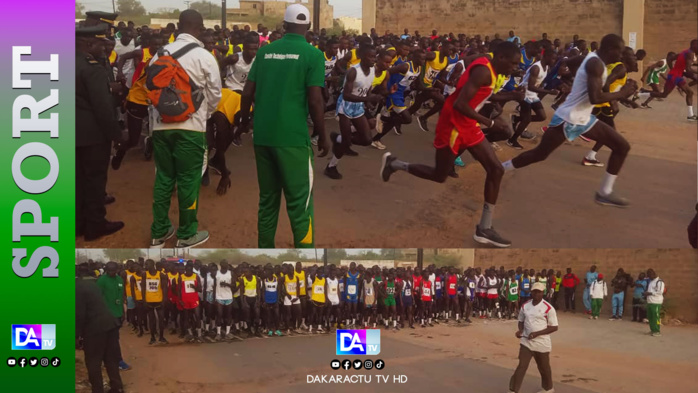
[77,89,697,249]
[75,312,697,393]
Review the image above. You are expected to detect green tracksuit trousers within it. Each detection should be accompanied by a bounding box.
[151,129,207,240]
[254,144,314,248]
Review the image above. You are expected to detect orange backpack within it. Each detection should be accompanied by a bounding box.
[146,43,204,123]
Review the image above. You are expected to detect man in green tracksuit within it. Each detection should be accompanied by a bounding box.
[149,10,222,248]
[238,4,329,248]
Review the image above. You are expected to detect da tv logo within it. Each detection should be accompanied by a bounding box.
[336,329,380,355]
[11,325,56,350]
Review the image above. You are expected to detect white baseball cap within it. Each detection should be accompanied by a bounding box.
[531,282,546,292]
[284,4,311,25]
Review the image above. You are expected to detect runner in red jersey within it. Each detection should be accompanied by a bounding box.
[420,271,434,327]
[380,41,521,248]
[176,262,202,342]
[412,268,423,322]
[648,39,697,120]
[446,268,460,322]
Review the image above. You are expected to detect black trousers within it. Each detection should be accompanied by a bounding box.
[564,287,576,311]
[76,142,111,233]
[83,327,123,393]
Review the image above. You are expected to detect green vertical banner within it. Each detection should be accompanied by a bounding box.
[1,2,75,391]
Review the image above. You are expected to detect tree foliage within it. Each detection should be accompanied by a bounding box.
[76,1,85,18]
[117,0,146,18]
[190,1,222,20]
[103,249,145,263]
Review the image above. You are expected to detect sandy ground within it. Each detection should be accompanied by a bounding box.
[77,89,697,249]
[75,312,697,393]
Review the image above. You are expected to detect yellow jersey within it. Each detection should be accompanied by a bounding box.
[372,69,387,87]
[169,33,175,43]
[243,276,258,297]
[108,50,117,66]
[131,273,143,301]
[126,47,153,105]
[348,48,361,67]
[596,62,625,108]
[311,277,326,303]
[295,270,307,296]
[424,51,449,86]
[284,274,298,297]
[144,271,163,303]
[216,89,242,124]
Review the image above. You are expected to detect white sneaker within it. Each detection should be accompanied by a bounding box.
[536,389,555,393]
[372,141,387,150]
[491,142,502,151]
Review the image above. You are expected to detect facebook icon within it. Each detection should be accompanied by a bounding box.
[12,324,56,350]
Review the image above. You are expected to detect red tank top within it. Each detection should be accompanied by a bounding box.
[413,276,422,295]
[421,280,433,301]
[669,49,691,78]
[447,274,458,295]
[435,56,497,134]
[180,274,199,303]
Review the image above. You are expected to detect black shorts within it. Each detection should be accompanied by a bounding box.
[591,106,616,128]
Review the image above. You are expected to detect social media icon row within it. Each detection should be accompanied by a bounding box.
[330,359,385,370]
[7,357,60,368]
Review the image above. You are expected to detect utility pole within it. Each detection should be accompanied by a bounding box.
[222,0,227,30]
[111,0,116,13]
[417,248,423,269]
[313,0,320,34]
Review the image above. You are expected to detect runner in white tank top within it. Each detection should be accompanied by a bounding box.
[326,45,386,181]
[508,48,561,149]
[503,34,638,209]
[221,37,258,92]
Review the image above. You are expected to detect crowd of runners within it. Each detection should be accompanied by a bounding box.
[77,7,697,249]
[79,257,668,346]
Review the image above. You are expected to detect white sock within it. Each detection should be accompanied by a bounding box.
[689,106,695,117]
[216,326,221,335]
[336,135,342,143]
[638,92,651,100]
[586,150,597,161]
[456,313,460,321]
[196,328,201,337]
[502,160,515,172]
[599,172,617,196]
[225,325,231,334]
[329,155,340,167]
[352,318,356,325]
[205,323,209,330]
[393,320,397,327]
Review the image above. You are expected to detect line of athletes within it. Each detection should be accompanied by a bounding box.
[119,258,565,344]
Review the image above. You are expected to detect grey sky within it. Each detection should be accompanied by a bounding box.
[82,0,362,18]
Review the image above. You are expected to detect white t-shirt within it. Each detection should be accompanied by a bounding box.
[215,270,233,300]
[518,299,558,353]
[646,277,665,304]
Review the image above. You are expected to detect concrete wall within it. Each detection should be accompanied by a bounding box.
[338,16,363,32]
[473,249,698,323]
[228,0,334,29]
[643,0,698,62]
[372,0,624,43]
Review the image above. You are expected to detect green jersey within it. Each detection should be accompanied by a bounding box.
[96,274,125,318]
[248,33,325,147]
[507,280,519,302]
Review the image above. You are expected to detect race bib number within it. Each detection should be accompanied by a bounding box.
[422,288,431,296]
[339,283,344,292]
[435,282,442,290]
[366,287,373,296]
[146,279,159,292]
[357,87,371,97]
[330,286,337,294]
[299,279,305,289]
[185,282,196,293]
[468,282,475,289]
[449,283,456,290]
[427,69,439,81]
[404,288,411,296]
[387,286,395,295]
[347,285,357,295]
[523,283,530,289]
[287,282,297,293]
[314,285,324,294]
[510,287,518,295]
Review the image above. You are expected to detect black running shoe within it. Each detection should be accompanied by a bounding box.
[111,149,126,171]
[448,167,459,178]
[520,130,537,140]
[345,147,359,157]
[394,124,402,135]
[380,152,397,182]
[473,225,512,248]
[324,164,343,180]
[507,140,524,150]
[231,134,242,147]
